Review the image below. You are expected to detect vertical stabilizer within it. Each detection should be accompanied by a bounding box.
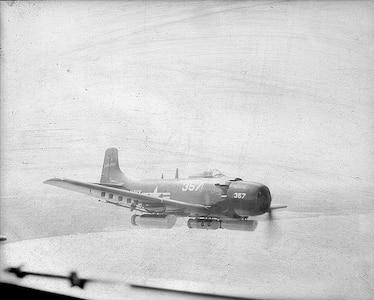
[100,148,126,185]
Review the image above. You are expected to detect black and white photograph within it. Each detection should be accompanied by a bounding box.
[1,1,373,299]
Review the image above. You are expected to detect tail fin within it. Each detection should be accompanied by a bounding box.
[100,148,126,185]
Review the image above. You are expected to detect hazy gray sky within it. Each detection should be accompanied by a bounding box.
[1,1,373,192]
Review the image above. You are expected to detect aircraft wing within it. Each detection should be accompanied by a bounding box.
[44,178,209,213]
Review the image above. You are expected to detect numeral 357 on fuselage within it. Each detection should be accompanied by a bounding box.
[181,182,204,192]
[233,192,246,199]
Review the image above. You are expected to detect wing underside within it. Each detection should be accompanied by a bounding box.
[44,178,209,214]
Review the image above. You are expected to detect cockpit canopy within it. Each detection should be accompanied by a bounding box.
[188,169,225,178]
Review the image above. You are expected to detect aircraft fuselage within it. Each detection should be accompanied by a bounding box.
[110,176,272,218]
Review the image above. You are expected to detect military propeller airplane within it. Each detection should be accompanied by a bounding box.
[44,148,286,231]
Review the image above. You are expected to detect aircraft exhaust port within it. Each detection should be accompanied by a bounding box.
[131,214,177,229]
[220,220,258,231]
[187,218,220,230]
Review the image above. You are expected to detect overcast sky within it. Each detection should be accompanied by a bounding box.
[1,1,373,194]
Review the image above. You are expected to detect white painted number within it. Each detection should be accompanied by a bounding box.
[181,182,203,192]
[233,192,246,199]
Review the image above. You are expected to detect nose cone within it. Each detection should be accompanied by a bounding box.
[228,181,272,217]
[257,186,272,214]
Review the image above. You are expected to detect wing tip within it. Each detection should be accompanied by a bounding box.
[43,178,64,184]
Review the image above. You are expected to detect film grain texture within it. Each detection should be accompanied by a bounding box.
[1,1,374,299]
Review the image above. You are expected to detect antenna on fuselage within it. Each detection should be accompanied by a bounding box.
[161,173,164,179]
[175,168,179,179]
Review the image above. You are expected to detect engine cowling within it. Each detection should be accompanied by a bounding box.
[226,181,272,217]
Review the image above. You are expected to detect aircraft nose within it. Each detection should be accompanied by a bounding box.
[257,187,271,214]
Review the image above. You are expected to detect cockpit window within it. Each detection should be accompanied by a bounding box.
[189,169,225,178]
